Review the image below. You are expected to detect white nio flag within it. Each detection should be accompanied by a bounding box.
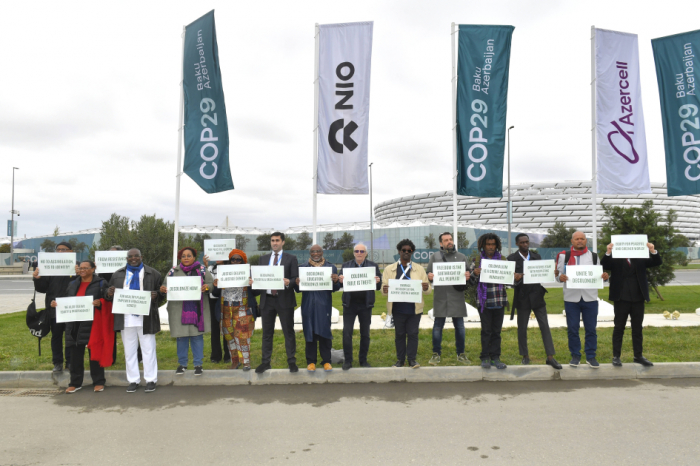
[595,28,651,194]
[317,22,373,194]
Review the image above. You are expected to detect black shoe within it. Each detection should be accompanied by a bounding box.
[194,366,203,376]
[255,363,271,374]
[492,359,507,370]
[242,365,251,371]
[360,361,372,368]
[289,363,299,373]
[342,362,352,371]
[546,358,563,370]
[126,383,138,393]
[521,356,530,365]
[480,359,491,369]
[175,365,186,375]
[634,356,654,367]
[587,357,600,368]
[145,382,156,393]
[53,364,63,372]
[408,360,420,369]
[210,358,220,364]
[392,361,404,367]
[569,356,581,367]
[612,356,623,367]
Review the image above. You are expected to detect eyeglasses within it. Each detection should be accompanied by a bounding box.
[78,267,93,271]
[400,248,413,253]
[354,250,366,254]
[230,258,244,263]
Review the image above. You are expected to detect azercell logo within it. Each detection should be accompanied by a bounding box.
[607,60,640,164]
[607,120,639,164]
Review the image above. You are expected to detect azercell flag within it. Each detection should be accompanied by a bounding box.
[317,22,373,194]
[182,10,234,194]
[595,29,651,194]
[652,30,700,196]
[456,25,514,198]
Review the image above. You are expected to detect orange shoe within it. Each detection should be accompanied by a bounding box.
[93,385,105,392]
[65,386,82,394]
[307,363,316,372]
[323,363,332,372]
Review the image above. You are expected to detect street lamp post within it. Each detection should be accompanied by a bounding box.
[369,162,374,262]
[507,126,514,256]
[10,167,19,262]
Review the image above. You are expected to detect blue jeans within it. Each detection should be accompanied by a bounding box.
[177,335,204,367]
[564,299,598,359]
[432,317,465,355]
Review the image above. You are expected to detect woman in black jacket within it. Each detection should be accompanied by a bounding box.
[54,260,108,393]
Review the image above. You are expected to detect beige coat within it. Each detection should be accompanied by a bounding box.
[163,267,213,338]
[382,261,432,315]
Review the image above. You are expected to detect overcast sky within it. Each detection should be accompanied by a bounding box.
[1,0,698,239]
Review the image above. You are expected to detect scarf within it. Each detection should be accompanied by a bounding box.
[309,257,326,267]
[126,262,144,290]
[477,250,503,313]
[88,299,115,368]
[179,261,205,332]
[555,246,589,267]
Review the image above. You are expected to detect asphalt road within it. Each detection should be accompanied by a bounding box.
[1,379,699,465]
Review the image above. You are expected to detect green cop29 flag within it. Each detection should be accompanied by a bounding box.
[182,10,234,193]
[652,30,700,196]
[456,25,514,198]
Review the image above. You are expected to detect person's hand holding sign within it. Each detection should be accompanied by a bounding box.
[159,285,167,294]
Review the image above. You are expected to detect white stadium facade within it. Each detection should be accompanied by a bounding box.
[374,181,700,244]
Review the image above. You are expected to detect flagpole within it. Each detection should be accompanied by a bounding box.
[173,25,186,267]
[312,23,320,245]
[451,22,459,250]
[590,25,598,252]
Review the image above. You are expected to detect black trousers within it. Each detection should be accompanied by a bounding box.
[517,299,555,357]
[306,334,332,365]
[50,318,70,366]
[261,296,296,365]
[394,312,422,363]
[479,307,505,360]
[342,305,372,364]
[612,300,645,358]
[69,344,105,388]
[208,297,230,362]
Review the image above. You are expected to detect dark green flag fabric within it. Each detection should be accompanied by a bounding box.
[652,30,700,196]
[456,25,514,198]
[183,10,234,193]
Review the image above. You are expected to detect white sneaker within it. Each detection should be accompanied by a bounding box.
[383,314,395,329]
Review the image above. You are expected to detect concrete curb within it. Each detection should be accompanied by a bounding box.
[2,362,700,388]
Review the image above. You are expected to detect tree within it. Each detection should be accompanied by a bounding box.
[335,232,355,250]
[0,244,10,253]
[67,238,88,256]
[40,239,56,252]
[540,222,577,249]
[234,234,249,251]
[323,233,336,250]
[296,231,312,250]
[53,226,60,237]
[283,236,298,250]
[458,232,469,249]
[256,234,271,251]
[599,200,690,300]
[424,233,436,249]
[342,248,354,262]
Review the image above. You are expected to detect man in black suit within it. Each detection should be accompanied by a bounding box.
[508,234,561,369]
[255,232,299,374]
[601,240,661,367]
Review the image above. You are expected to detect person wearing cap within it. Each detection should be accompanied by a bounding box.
[211,249,258,371]
[294,245,341,372]
[32,241,79,372]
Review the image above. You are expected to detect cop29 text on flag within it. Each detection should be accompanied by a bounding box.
[595,29,651,194]
[456,25,514,198]
[652,29,700,196]
[317,22,373,194]
[182,10,234,194]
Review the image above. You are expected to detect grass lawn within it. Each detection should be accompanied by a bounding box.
[675,264,700,270]
[2,310,700,372]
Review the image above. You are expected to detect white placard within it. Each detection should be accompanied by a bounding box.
[611,234,649,259]
[523,260,556,284]
[216,264,250,288]
[95,251,128,274]
[342,267,377,292]
[251,266,285,290]
[299,267,333,291]
[432,262,466,286]
[37,252,76,277]
[479,259,515,285]
[167,276,202,301]
[55,296,94,323]
[203,239,237,261]
[387,279,423,303]
[566,265,605,289]
[112,289,152,315]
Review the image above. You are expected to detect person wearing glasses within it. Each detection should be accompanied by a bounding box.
[382,239,431,369]
[33,241,79,372]
[105,248,164,393]
[211,249,258,371]
[59,261,108,393]
[338,243,381,370]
